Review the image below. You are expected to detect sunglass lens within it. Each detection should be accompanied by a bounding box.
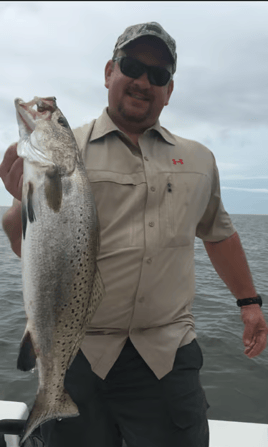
[120,58,144,79]
[149,67,171,86]
[120,57,171,87]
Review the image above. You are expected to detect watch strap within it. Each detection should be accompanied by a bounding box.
[237,295,262,307]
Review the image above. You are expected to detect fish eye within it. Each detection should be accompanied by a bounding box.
[57,116,69,128]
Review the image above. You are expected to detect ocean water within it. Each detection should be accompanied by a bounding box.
[0,207,267,424]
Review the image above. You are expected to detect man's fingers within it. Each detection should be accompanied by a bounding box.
[18,174,23,200]
[244,332,267,358]
[0,143,23,201]
[4,157,23,200]
[0,143,18,177]
[243,330,255,347]
[7,156,23,185]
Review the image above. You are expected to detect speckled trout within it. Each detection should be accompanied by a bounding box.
[15,96,104,445]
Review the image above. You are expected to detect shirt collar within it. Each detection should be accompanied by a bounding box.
[145,120,176,146]
[90,108,176,146]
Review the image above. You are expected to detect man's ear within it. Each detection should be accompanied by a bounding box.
[105,60,114,89]
[164,79,174,106]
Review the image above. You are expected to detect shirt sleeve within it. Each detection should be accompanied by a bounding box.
[196,152,236,242]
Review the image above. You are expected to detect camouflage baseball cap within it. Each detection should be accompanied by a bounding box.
[113,22,177,74]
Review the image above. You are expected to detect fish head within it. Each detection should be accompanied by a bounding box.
[15,97,57,139]
[15,97,78,173]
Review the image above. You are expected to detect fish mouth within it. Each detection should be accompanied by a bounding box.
[15,97,57,134]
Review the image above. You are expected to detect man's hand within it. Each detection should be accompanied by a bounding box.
[241,304,268,358]
[204,234,268,358]
[0,142,23,201]
[0,143,23,257]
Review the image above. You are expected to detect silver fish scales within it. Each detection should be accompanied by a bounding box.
[15,96,104,444]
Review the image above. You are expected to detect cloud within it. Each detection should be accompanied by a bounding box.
[0,2,268,213]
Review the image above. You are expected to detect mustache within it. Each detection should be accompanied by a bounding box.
[126,86,153,101]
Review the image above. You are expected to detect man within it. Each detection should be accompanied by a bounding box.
[1,22,268,447]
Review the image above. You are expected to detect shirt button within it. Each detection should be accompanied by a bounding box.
[138,297,145,303]
[149,221,154,227]
[147,258,152,264]
[144,156,149,161]
[150,186,156,192]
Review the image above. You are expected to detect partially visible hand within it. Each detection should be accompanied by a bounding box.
[0,143,23,201]
[241,304,268,358]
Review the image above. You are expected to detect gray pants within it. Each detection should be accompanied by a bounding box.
[41,338,210,447]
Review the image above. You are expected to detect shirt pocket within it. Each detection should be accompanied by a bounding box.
[86,170,146,249]
[159,172,210,247]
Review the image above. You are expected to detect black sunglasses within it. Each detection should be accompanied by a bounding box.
[113,56,172,87]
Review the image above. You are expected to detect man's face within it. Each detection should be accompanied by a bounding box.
[105,38,174,133]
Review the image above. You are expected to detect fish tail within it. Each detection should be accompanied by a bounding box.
[19,387,79,445]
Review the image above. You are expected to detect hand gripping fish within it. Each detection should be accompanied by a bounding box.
[15,97,104,445]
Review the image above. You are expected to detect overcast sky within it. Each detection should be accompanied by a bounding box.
[0,1,267,214]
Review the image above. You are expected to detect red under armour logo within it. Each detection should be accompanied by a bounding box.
[172,159,184,165]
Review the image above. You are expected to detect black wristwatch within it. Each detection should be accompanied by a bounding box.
[237,295,262,308]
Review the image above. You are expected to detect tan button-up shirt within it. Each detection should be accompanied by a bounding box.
[73,108,236,380]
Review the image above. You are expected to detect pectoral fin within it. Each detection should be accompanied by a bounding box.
[17,328,36,371]
[21,183,36,239]
[22,198,27,240]
[44,166,62,212]
[27,182,36,223]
